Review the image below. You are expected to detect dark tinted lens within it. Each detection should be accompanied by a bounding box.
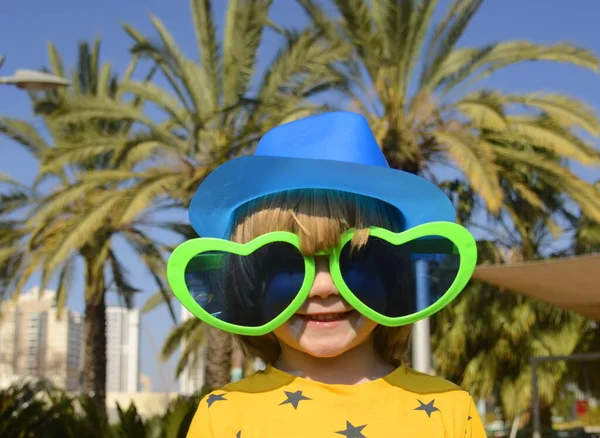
[339,235,460,317]
[184,242,305,326]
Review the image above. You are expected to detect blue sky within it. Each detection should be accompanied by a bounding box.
[1,0,599,392]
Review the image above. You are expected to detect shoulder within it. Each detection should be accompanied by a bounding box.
[390,366,468,394]
[199,368,289,407]
[388,368,482,434]
[220,367,287,394]
[192,369,292,433]
[388,367,473,409]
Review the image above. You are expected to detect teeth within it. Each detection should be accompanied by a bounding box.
[309,312,346,321]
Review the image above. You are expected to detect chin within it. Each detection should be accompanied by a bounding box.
[273,315,378,359]
[298,337,355,358]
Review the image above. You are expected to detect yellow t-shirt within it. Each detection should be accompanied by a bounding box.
[187,365,487,437]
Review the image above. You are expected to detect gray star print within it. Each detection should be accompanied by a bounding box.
[279,390,311,410]
[236,432,241,437]
[206,393,227,408]
[335,420,367,438]
[414,399,440,417]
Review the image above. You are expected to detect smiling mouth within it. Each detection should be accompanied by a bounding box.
[297,310,355,322]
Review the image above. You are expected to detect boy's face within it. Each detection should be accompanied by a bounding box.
[273,256,378,358]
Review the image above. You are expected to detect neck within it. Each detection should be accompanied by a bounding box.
[273,338,395,385]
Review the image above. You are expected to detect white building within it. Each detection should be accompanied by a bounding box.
[106,307,140,393]
[0,288,84,390]
[179,305,205,395]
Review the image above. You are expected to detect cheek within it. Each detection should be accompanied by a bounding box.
[351,316,378,341]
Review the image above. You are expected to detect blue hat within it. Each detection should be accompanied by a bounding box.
[189,111,455,238]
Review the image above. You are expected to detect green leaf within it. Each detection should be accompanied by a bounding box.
[453,90,508,131]
[190,0,220,108]
[506,93,600,136]
[434,129,502,212]
[222,0,273,106]
[47,42,65,78]
[45,193,121,273]
[0,117,49,158]
[141,289,174,314]
[508,117,599,164]
[55,258,75,319]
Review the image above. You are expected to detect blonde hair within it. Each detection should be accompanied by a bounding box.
[229,189,413,367]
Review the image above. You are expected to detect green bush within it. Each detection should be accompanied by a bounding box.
[0,381,202,438]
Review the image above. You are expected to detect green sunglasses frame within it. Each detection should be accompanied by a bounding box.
[167,221,477,336]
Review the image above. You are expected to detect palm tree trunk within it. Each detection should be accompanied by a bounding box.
[82,256,107,419]
[381,130,424,175]
[202,325,232,392]
[540,404,553,434]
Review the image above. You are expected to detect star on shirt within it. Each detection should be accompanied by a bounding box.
[279,390,311,410]
[414,399,440,417]
[236,432,241,437]
[206,393,227,408]
[468,416,472,421]
[335,420,367,438]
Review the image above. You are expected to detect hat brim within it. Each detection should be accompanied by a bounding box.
[189,156,456,238]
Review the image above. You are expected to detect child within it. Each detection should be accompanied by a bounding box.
[168,112,486,437]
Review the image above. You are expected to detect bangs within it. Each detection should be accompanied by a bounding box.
[230,189,403,254]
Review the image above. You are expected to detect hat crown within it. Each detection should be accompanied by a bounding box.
[254,111,389,168]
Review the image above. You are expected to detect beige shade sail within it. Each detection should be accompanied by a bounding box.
[472,254,600,320]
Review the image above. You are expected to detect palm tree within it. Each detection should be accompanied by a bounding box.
[48,0,350,390]
[159,312,205,380]
[432,162,597,426]
[433,256,589,426]
[566,180,600,256]
[0,40,177,416]
[299,0,600,220]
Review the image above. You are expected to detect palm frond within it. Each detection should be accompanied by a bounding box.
[403,0,438,88]
[50,95,151,125]
[161,317,202,361]
[119,174,182,225]
[440,41,600,94]
[255,27,346,108]
[45,193,121,273]
[0,117,49,158]
[122,228,177,322]
[141,289,174,314]
[505,93,600,136]
[54,257,75,319]
[123,23,194,111]
[493,147,600,221]
[108,250,140,307]
[507,116,599,164]
[190,0,220,108]
[47,42,65,78]
[39,138,124,177]
[175,322,206,377]
[420,0,484,89]
[453,90,508,131]
[120,80,187,127]
[24,181,100,231]
[96,63,114,98]
[222,0,273,107]
[434,129,502,212]
[371,0,414,64]
[111,131,184,169]
[332,0,383,79]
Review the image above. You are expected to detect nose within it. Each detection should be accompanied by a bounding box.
[308,256,339,299]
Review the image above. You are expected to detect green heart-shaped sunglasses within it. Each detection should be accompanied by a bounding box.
[167,222,477,336]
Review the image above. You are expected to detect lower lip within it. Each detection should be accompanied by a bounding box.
[296,311,356,328]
